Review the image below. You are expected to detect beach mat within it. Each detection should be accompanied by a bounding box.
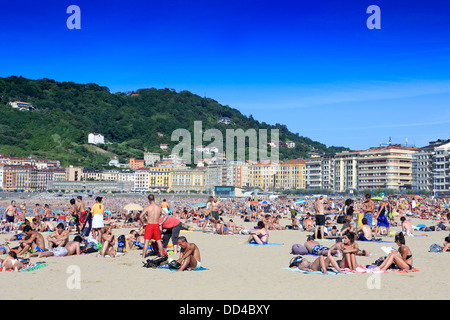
[243,242,284,246]
[6,263,48,272]
[283,267,352,275]
[157,265,209,271]
[357,240,394,243]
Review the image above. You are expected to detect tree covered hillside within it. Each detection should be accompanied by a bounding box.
[0,76,349,168]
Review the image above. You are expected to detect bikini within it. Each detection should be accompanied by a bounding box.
[258,233,268,245]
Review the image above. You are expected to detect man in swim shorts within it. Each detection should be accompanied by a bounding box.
[175,236,201,272]
[2,200,17,232]
[304,235,329,256]
[140,194,168,258]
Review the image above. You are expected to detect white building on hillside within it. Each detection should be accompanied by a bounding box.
[88,133,105,145]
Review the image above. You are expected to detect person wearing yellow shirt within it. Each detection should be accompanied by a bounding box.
[91,197,105,240]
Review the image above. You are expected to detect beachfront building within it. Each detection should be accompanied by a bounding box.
[433,141,450,195]
[50,180,118,193]
[248,161,279,191]
[333,150,360,193]
[134,167,150,192]
[169,168,205,193]
[204,165,225,193]
[148,167,172,192]
[0,155,60,169]
[358,145,417,191]
[304,157,323,191]
[144,152,161,166]
[277,159,306,191]
[37,169,54,190]
[65,166,84,182]
[88,132,105,145]
[15,165,38,191]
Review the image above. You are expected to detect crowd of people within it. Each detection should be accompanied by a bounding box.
[0,192,449,272]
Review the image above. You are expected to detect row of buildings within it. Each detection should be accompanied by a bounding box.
[0,139,449,195]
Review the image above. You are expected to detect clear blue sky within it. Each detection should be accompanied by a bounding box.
[1,0,449,150]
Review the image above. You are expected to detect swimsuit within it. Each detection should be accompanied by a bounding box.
[311,245,329,256]
[257,233,268,245]
[51,247,68,257]
[144,223,161,241]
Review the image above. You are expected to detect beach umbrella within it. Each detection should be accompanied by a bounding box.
[371,197,383,201]
[250,201,259,205]
[124,203,143,211]
[193,202,207,208]
[260,200,271,205]
[414,195,423,200]
[295,200,306,205]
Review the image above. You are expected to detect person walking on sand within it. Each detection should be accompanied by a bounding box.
[140,194,168,258]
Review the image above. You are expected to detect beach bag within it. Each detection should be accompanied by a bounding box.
[142,255,168,269]
[291,244,308,255]
[289,256,303,268]
[429,243,443,253]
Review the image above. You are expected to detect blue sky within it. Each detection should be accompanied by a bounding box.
[1,0,449,150]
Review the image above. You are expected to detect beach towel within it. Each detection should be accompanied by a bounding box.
[353,266,388,274]
[392,268,420,273]
[283,267,353,275]
[243,242,284,246]
[5,263,48,272]
[158,265,209,271]
[358,239,394,243]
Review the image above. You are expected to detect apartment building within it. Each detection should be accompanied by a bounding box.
[170,168,205,193]
[134,167,150,192]
[148,167,172,191]
[277,159,306,190]
[333,150,360,192]
[358,145,417,191]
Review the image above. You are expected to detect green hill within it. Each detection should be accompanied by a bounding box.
[0,76,349,168]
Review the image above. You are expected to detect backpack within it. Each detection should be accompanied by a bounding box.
[142,255,168,269]
[116,235,127,253]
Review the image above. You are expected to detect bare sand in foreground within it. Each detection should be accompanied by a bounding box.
[1,216,449,300]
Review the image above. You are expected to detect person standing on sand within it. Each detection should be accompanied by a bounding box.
[314,196,326,240]
[2,201,17,232]
[91,197,105,241]
[211,197,221,221]
[140,194,168,258]
[362,194,375,231]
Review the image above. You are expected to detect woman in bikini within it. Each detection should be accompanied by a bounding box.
[248,221,269,244]
[376,232,413,271]
[339,231,359,271]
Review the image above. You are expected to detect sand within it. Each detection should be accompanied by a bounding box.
[1,216,449,300]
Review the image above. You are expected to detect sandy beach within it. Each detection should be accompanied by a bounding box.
[1,213,448,300]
